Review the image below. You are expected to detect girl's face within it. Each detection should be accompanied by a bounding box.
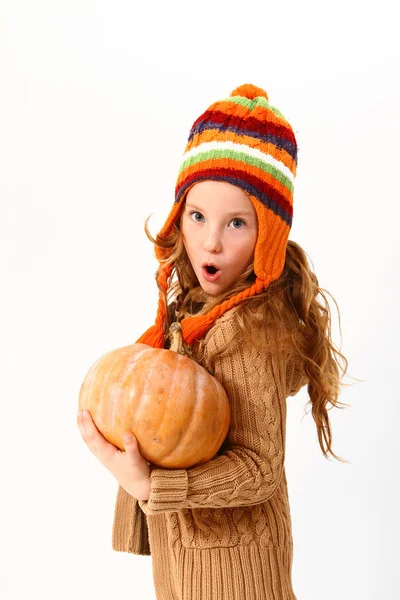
[180,180,258,296]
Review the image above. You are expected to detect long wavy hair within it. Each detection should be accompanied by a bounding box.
[144,203,358,463]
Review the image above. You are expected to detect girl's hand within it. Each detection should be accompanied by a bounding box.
[77,409,151,501]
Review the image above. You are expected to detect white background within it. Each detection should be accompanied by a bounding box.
[2,0,399,598]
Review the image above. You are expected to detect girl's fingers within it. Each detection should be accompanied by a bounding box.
[78,411,151,492]
[77,410,94,438]
[77,410,97,446]
[123,432,138,459]
[123,433,147,469]
[123,432,134,443]
[77,410,115,465]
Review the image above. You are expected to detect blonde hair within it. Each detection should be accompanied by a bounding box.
[144,207,359,463]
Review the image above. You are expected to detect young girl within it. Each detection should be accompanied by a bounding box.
[78,83,350,600]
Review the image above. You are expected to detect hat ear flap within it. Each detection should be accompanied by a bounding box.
[155,182,198,262]
[247,194,291,282]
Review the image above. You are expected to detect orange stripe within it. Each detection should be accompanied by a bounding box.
[215,97,292,129]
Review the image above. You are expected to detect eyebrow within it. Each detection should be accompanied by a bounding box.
[185,204,254,218]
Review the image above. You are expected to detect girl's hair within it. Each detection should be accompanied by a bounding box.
[144,205,357,463]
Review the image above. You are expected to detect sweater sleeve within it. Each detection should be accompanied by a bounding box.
[137,314,290,515]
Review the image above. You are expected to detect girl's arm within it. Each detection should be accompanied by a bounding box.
[136,314,296,515]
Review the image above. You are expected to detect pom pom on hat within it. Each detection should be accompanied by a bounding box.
[230,83,269,101]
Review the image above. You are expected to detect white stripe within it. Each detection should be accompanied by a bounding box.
[182,140,295,185]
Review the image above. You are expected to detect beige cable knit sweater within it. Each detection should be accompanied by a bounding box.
[112,305,308,600]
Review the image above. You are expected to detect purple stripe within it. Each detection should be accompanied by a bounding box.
[188,122,298,163]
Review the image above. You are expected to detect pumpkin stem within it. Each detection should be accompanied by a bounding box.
[169,322,187,356]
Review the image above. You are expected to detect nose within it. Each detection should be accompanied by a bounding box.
[202,228,222,254]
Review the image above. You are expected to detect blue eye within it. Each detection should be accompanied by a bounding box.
[188,211,245,228]
[190,211,204,222]
[231,219,245,229]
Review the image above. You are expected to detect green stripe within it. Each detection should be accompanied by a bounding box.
[179,148,294,193]
[223,95,286,121]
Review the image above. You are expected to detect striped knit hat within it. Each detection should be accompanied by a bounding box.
[137,83,298,348]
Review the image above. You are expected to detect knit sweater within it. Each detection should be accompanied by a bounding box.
[112,305,308,600]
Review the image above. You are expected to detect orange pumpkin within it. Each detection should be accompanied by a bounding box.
[78,322,231,469]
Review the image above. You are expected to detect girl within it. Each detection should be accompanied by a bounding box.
[78,83,350,600]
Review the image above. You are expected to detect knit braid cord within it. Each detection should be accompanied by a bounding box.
[136,274,270,348]
[135,264,172,348]
[180,276,268,344]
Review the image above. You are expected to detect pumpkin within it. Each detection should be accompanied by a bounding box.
[78,322,231,469]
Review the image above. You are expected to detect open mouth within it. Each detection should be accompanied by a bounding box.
[202,263,221,282]
[205,265,218,274]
